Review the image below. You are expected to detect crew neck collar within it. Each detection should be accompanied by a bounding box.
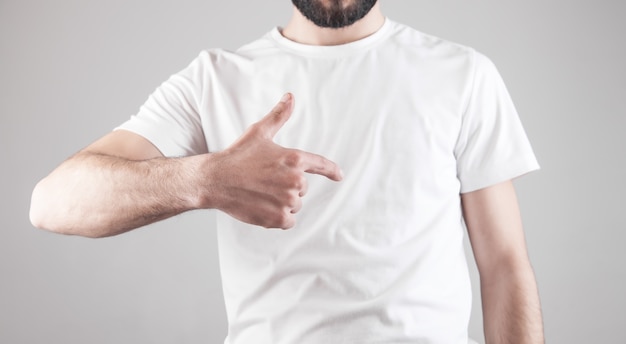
[270,18,393,58]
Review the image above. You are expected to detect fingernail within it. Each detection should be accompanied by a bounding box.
[280,93,291,103]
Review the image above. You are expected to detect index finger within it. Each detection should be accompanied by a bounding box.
[298,151,344,182]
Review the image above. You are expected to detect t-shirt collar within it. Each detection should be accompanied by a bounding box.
[270,17,393,58]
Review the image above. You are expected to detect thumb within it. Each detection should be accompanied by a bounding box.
[256,93,294,139]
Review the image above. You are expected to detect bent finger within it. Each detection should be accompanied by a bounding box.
[290,197,303,214]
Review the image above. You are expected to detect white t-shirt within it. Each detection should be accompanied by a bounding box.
[119,19,539,344]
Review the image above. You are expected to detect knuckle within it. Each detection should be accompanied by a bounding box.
[286,174,307,190]
[267,110,281,123]
[296,175,307,189]
[290,198,303,214]
[246,122,264,138]
[275,211,293,229]
[249,120,263,132]
[317,156,332,172]
[283,150,303,168]
[271,102,285,114]
[285,192,299,208]
[259,206,295,230]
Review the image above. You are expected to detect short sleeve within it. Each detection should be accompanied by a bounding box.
[116,52,209,157]
[454,51,540,193]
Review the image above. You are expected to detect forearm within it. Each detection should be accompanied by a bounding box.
[30,151,205,238]
[480,260,544,344]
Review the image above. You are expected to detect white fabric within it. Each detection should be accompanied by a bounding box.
[118,19,539,344]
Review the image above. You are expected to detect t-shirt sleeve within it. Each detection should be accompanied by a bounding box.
[454,51,540,193]
[115,52,209,157]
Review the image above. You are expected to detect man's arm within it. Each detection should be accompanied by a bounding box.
[29,129,204,237]
[461,180,544,344]
[29,94,342,238]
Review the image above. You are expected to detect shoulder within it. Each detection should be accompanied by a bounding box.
[388,21,505,86]
[173,47,255,85]
[386,20,476,60]
[192,48,249,69]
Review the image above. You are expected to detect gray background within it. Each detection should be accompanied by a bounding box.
[1,0,624,343]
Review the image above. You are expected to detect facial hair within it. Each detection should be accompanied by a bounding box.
[292,0,378,29]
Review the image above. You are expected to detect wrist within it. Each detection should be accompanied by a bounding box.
[186,152,225,211]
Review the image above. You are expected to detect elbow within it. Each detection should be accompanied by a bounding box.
[29,180,55,231]
[29,208,48,233]
[29,180,102,238]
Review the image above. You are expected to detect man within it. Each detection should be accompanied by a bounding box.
[30,1,544,343]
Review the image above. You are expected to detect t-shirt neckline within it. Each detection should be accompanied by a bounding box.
[270,18,393,58]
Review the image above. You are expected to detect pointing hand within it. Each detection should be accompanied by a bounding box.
[202,93,343,229]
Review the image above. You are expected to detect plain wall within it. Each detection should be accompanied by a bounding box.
[1,1,624,343]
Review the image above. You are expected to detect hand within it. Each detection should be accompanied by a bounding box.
[204,93,343,229]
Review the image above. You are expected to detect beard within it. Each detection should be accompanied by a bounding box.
[292,0,378,29]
